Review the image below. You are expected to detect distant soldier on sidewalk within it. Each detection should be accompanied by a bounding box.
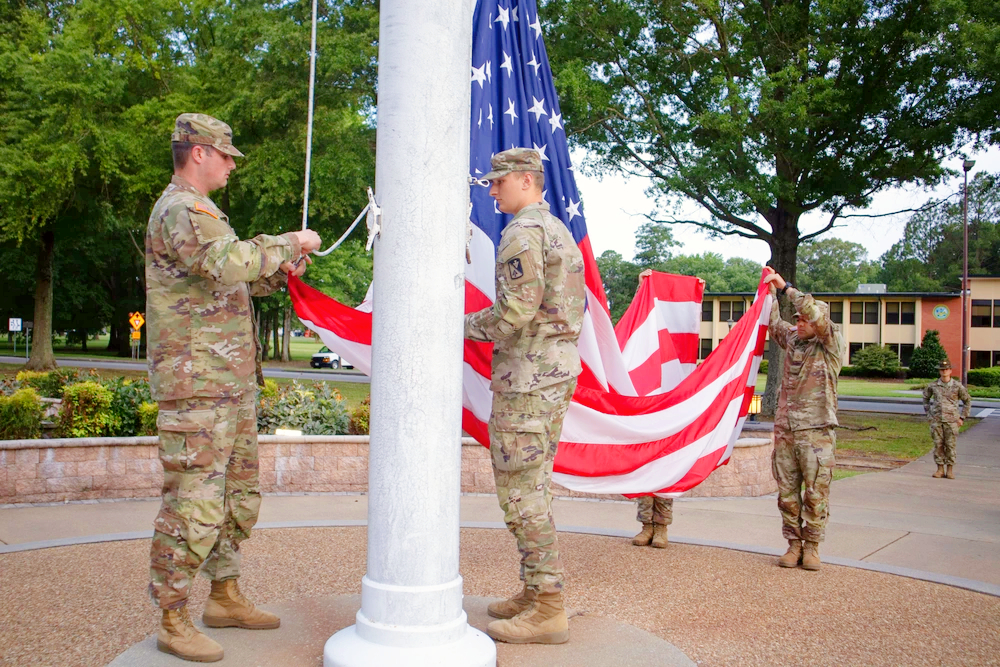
[764,268,845,571]
[922,360,971,479]
[465,148,585,645]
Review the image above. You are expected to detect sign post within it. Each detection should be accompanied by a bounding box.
[129,312,145,361]
[9,318,21,355]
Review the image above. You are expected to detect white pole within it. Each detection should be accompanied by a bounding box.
[322,0,494,665]
[301,0,318,231]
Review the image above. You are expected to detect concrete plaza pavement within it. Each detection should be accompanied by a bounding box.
[2,412,998,594]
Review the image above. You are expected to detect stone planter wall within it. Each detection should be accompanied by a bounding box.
[1,430,775,506]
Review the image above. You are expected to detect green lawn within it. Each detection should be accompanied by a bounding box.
[753,375,930,397]
[835,411,978,460]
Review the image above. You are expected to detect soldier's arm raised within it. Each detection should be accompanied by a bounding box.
[162,206,302,285]
[768,298,792,350]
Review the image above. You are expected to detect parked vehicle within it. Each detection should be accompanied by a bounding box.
[310,346,354,370]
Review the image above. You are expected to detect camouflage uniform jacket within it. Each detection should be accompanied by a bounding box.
[922,378,971,422]
[464,201,586,393]
[769,288,845,431]
[145,175,301,401]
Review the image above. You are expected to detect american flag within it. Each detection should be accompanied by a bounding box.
[290,0,771,496]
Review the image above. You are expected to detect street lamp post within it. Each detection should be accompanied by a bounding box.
[961,159,975,386]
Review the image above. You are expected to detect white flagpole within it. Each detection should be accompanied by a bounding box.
[301,0,318,230]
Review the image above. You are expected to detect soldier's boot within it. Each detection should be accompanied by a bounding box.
[202,579,281,630]
[778,540,802,568]
[946,465,955,480]
[932,464,945,478]
[651,524,669,549]
[157,607,224,663]
[632,523,654,546]
[801,541,821,571]
[487,584,535,619]
[486,592,569,645]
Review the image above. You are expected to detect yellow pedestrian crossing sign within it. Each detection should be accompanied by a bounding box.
[129,312,145,331]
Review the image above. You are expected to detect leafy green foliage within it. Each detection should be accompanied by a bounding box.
[59,381,119,438]
[257,380,349,435]
[852,345,902,378]
[967,367,1000,388]
[909,330,949,378]
[797,239,879,293]
[349,395,371,435]
[138,401,159,436]
[103,376,153,437]
[0,388,44,439]
[14,368,89,398]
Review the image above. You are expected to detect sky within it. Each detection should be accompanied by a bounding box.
[576,145,1000,267]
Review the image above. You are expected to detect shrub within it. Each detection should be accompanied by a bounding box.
[758,359,768,375]
[138,402,159,436]
[60,381,120,438]
[349,395,371,435]
[968,367,1000,388]
[838,365,863,377]
[908,330,948,378]
[853,345,902,378]
[258,380,349,435]
[104,376,153,437]
[15,368,84,398]
[0,388,44,439]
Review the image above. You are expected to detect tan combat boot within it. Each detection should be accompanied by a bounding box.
[946,465,955,479]
[632,523,654,546]
[486,592,569,644]
[487,584,535,619]
[778,539,802,568]
[202,579,280,630]
[801,541,821,571]
[158,607,224,663]
[651,524,669,549]
[933,464,945,478]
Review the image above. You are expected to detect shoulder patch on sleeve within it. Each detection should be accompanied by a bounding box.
[193,202,219,219]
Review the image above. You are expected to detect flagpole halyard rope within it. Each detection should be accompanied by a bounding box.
[301,0,319,232]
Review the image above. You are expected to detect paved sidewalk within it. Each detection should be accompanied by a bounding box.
[1,415,998,593]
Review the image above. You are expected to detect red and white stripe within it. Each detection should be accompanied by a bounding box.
[289,269,769,498]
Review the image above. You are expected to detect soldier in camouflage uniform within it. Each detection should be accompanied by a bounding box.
[145,113,321,663]
[922,359,970,479]
[465,148,585,645]
[632,496,673,548]
[764,269,844,572]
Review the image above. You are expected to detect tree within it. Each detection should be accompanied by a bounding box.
[796,238,878,293]
[633,222,677,267]
[541,0,994,413]
[596,250,642,323]
[879,172,1000,291]
[909,330,949,378]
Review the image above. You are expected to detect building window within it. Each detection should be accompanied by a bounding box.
[719,300,745,323]
[886,302,899,325]
[901,302,915,325]
[995,301,1000,328]
[900,344,915,367]
[850,302,863,324]
[993,351,1000,367]
[829,301,843,324]
[702,300,713,323]
[865,301,879,324]
[699,338,713,360]
[971,300,992,328]
[849,342,865,363]
[971,350,992,369]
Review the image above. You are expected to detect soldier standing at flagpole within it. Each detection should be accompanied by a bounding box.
[922,359,971,479]
[763,267,844,572]
[465,147,585,645]
[145,113,321,663]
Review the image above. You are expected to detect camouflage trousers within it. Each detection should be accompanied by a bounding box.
[929,420,959,465]
[149,393,261,609]
[772,426,835,543]
[635,496,673,526]
[489,379,576,595]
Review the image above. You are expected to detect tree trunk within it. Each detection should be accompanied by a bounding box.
[26,231,57,370]
[260,313,270,361]
[281,307,291,362]
[760,207,801,417]
[272,309,280,361]
[80,329,87,351]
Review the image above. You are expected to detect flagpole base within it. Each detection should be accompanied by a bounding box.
[323,622,496,667]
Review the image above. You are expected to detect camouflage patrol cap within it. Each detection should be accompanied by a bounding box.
[482,147,543,180]
[938,359,952,370]
[795,300,830,323]
[171,113,244,157]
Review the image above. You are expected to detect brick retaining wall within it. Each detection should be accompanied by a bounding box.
[0,432,775,505]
